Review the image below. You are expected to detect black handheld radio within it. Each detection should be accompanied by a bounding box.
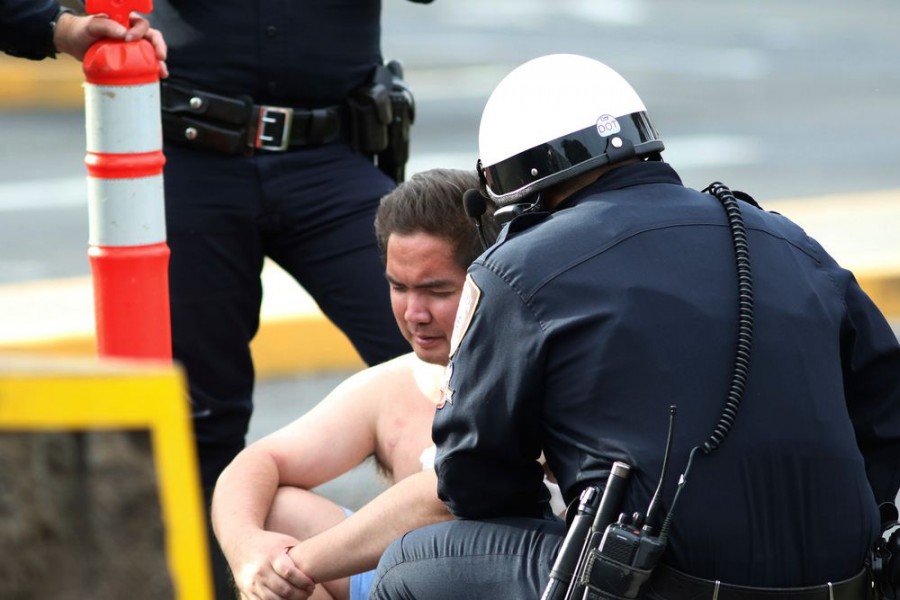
[576,408,677,600]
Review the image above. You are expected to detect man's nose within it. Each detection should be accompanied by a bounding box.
[405,295,432,324]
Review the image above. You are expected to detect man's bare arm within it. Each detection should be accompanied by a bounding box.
[288,469,451,582]
[212,372,380,539]
[212,361,395,597]
[212,444,284,560]
[213,448,316,598]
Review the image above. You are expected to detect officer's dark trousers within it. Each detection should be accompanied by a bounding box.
[370,516,566,599]
[163,141,410,598]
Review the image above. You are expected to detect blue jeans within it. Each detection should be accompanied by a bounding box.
[370,517,566,599]
[351,569,377,600]
[340,507,377,600]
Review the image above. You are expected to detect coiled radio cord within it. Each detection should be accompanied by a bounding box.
[658,181,755,541]
[701,182,755,453]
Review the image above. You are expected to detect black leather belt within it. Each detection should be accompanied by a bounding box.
[248,104,345,151]
[647,565,872,600]
[160,80,347,155]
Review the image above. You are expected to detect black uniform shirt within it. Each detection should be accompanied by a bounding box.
[434,160,900,586]
[150,0,383,106]
[1,0,59,60]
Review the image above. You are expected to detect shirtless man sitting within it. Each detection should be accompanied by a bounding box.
[211,168,503,600]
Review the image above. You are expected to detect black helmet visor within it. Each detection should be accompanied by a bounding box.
[480,111,662,202]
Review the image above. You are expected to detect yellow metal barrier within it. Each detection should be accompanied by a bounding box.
[0,354,212,600]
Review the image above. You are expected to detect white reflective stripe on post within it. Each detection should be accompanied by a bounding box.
[87,175,166,246]
[85,82,162,154]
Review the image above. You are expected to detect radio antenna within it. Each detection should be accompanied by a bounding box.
[642,405,676,535]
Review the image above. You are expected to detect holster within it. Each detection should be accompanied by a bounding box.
[347,60,416,183]
[870,502,900,600]
[581,549,653,600]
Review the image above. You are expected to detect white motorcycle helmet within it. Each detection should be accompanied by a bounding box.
[477,54,664,206]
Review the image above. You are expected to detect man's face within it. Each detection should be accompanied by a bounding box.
[385,232,467,366]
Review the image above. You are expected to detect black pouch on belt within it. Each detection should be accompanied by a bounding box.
[160,80,254,155]
[347,60,416,183]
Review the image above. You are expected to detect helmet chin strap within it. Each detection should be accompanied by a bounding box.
[492,193,545,226]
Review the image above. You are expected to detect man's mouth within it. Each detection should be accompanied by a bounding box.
[413,332,441,347]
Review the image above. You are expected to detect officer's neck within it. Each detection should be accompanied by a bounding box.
[543,160,638,210]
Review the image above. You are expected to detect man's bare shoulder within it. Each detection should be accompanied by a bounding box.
[336,352,444,403]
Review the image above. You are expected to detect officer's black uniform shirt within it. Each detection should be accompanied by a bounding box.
[150,0,384,106]
[434,160,900,586]
[1,0,59,60]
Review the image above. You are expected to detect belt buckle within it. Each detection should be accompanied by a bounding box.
[255,105,293,151]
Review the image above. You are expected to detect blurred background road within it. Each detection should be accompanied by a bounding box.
[2,0,899,507]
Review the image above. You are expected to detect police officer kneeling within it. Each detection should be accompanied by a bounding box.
[368,54,900,600]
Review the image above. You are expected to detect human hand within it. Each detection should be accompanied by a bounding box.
[228,531,317,600]
[53,11,169,78]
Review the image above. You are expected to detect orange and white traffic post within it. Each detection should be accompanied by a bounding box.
[82,0,171,360]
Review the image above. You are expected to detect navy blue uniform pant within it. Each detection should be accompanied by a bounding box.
[163,141,410,487]
[371,516,566,599]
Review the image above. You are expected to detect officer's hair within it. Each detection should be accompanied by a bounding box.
[375,168,498,270]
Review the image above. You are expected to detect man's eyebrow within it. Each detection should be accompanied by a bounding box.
[385,274,456,289]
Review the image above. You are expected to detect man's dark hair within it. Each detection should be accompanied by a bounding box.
[375,168,498,269]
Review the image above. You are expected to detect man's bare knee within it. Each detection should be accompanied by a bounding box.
[265,486,347,541]
[265,486,305,531]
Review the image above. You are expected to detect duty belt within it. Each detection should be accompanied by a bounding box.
[647,565,872,600]
[160,80,347,155]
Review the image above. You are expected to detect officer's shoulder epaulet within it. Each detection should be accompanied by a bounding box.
[733,189,763,210]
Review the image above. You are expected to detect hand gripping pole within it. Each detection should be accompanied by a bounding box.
[85,0,153,28]
[82,0,171,360]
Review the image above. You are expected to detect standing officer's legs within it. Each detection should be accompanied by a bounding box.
[164,143,266,485]
[260,144,410,367]
[164,143,267,599]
